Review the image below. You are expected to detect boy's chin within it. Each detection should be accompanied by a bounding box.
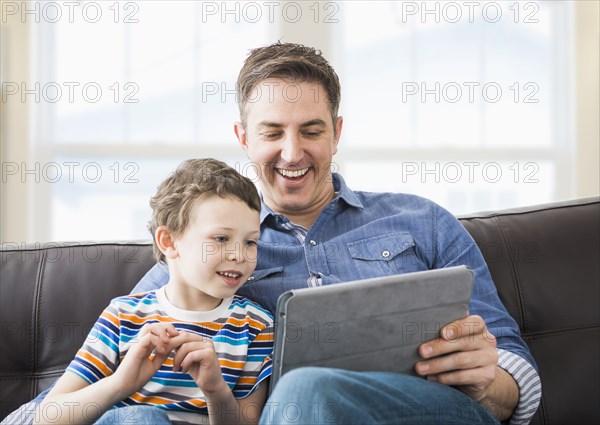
[212,286,242,299]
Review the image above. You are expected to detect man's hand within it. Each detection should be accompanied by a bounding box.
[170,332,230,398]
[414,314,520,420]
[415,314,498,401]
[112,322,179,398]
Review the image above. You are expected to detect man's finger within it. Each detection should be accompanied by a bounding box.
[427,365,494,388]
[416,348,494,376]
[441,315,486,341]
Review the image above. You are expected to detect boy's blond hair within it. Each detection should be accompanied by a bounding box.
[148,158,261,262]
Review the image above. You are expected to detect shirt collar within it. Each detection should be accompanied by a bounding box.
[259,173,364,224]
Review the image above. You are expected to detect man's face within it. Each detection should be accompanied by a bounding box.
[235,79,343,218]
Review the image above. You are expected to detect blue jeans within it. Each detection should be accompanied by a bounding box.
[1,389,50,425]
[0,393,171,425]
[260,367,500,425]
[95,406,171,424]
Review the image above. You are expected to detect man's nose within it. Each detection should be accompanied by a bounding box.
[280,134,303,164]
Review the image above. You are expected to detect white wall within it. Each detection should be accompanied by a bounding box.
[575,1,600,198]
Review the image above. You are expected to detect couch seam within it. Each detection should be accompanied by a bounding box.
[31,250,47,399]
[0,242,153,252]
[494,216,545,421]
[493,217,527,330]
[541,372,549,424]
[523,324,600,339]
[0,370,66,379]
[527,343,547,424]
[457,198,599,220]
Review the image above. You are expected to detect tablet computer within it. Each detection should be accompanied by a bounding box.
[270,265,474,393]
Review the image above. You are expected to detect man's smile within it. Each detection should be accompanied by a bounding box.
[276,167,310,179]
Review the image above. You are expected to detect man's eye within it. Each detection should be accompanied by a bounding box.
[263,132,281,139]
[303,130,322,138]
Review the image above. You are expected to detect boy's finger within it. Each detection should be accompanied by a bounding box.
[180,348,213,374]
[172,342,208,372]
[142,322,179,339]
[127,334,157,360]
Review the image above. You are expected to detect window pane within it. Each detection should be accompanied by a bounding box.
[481,4,554,148]
[195,17,272,145]
[343,159,555,214]
[52,15,127,143]
[337,0,569,214]
[339,1,562,149]
[128,2,197,144]
[42,1,273,146]
[50,156,251,242]
[340,1,412,148]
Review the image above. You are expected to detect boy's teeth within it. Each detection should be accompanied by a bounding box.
[278,168,309,178]
[219,272,240,278]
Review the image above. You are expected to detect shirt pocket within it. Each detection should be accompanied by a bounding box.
[347,232,422,279]
[237,266,284,313]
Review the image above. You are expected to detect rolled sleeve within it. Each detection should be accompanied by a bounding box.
[497,348,542,425]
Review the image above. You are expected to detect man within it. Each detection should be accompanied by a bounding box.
[4,42,540,425]
[135,43,540,424]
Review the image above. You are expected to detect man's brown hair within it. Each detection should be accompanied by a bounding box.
[236,41,341,127]
[148,158,261,263]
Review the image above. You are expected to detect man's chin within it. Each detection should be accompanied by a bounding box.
[276,197,318,216]
[266,181,310,201]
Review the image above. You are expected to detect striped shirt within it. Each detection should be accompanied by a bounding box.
[67,287,273,424]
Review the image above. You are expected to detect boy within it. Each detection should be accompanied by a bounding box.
[34,158,273,425]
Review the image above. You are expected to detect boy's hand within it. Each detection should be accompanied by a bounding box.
[170,332,229,398]
[113,322,179,397]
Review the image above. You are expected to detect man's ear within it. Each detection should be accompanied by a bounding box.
[333,116,344,155]
[234,121,248,153]
[155,226,178,260]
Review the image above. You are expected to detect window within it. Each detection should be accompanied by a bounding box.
[31,1,274,241]
[335,1,573,213]
[24,1,575,242]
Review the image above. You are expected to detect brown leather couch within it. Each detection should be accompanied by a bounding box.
[1,197,599,424]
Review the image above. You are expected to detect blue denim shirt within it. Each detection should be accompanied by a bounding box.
[133,173,536,369]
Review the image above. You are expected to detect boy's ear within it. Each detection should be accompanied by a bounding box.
[155,226,178,260]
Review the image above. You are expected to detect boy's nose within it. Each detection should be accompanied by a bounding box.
[225,245,242,262]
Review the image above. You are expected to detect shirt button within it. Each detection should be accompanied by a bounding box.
[309,240,317,246]
[381,250,390,258]
[247,276,255,281]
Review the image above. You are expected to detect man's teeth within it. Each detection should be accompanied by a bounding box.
[278,168,309,178]
[218,271,240,278]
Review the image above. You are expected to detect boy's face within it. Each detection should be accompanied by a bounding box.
[169,196,260,307]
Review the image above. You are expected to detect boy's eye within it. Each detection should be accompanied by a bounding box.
[245,240,258,247]
[214,236,228,243]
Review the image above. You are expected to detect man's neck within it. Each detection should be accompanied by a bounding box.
[268,189,337,230]
[283,210,322,229]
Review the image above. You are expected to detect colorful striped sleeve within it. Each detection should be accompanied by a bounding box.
[66,300,122,384]
[227,297,274,399]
